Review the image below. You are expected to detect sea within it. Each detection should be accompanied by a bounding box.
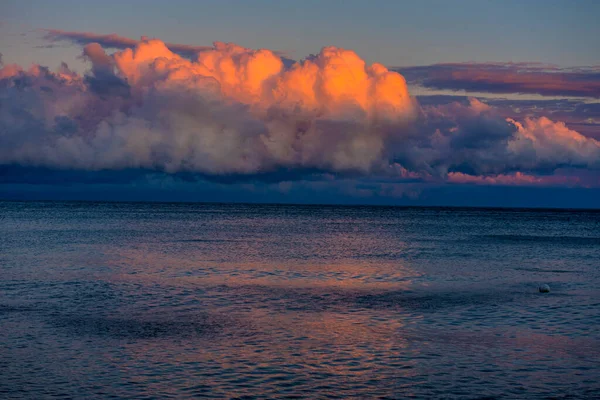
[1,201,599,399]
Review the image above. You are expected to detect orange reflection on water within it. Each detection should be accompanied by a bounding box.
[103,243,418,291]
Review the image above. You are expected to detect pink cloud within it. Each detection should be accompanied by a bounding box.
[447,172,587,187]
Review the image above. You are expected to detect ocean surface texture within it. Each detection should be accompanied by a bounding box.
[1,201,599,399]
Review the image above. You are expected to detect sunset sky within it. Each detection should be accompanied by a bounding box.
[1,0,599,207]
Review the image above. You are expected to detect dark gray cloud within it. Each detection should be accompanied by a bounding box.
[396,62,600,98]
[44,29,213,59]
[43,29,295,64]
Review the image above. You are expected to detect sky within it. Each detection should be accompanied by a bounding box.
[1,0,599,207]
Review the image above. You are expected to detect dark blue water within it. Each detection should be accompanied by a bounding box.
[1,201,599,398]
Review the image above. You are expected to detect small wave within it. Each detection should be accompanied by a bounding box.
[355,289,518,312]
[514,267,583,274]
[50,312,255,340]
[174,238,245,243]
[52,315,220,339]
[0,304,37,314]
[485,235,600,245]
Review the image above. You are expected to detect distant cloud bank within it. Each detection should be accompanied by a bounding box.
[396,62,600,98]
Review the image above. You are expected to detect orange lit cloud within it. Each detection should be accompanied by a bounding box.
[107,39,413,118]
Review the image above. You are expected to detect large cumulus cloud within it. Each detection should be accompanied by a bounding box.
[0,38,599,188]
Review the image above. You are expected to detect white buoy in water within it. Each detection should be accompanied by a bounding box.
[539,284,550,293]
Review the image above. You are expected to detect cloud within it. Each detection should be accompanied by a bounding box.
[389,98,600,180]
[396,62,600,98]
[0,38,598,190]
[447,171,580,186]
[489,98,600,140]
[508,117,600,170]
[44,29,213,59]
[417,95,600,140]
[0,38,415,176]
[43,29,294,64]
